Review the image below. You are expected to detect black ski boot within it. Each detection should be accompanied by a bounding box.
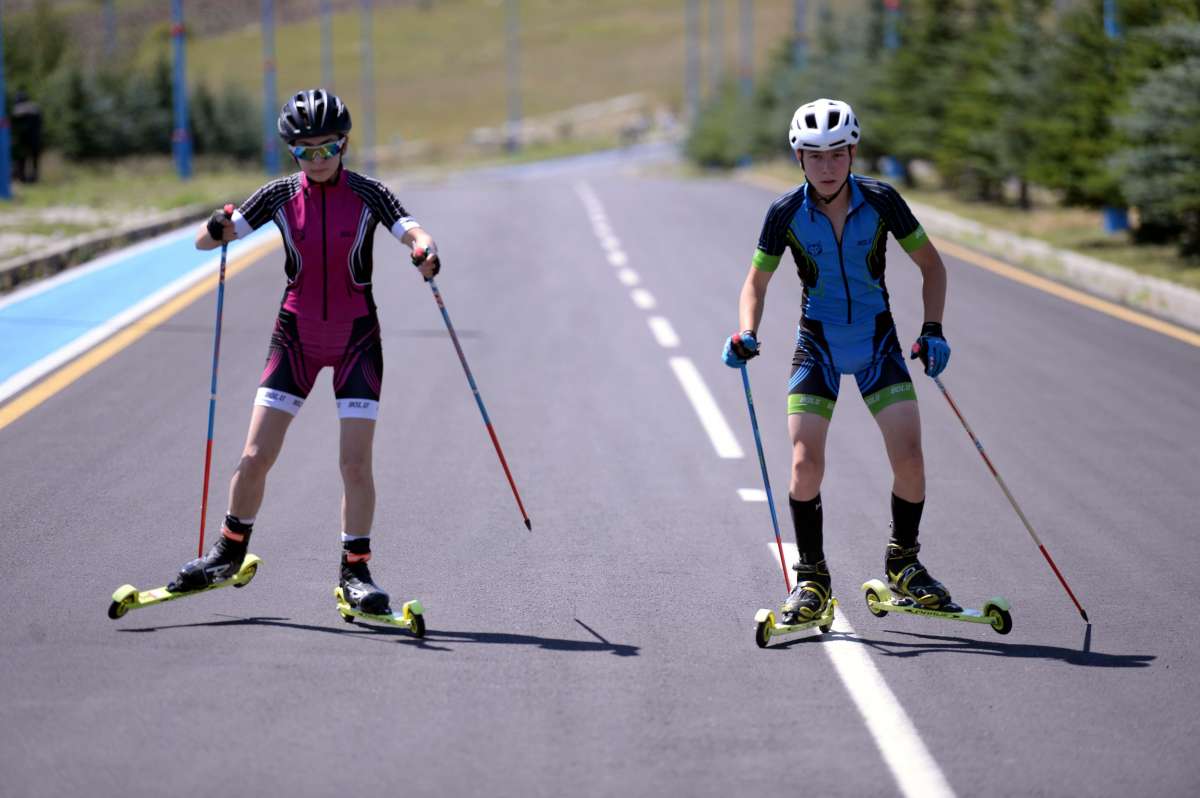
[340,555,391,616]
[169,534,246,592]
[780,558,832,625]
[885,542,961,612]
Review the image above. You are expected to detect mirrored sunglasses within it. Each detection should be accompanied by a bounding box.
[289,137,346,161]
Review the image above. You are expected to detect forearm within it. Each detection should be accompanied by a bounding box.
[195,226,222,251]
[915,248,947,324]
[738,270,768,333]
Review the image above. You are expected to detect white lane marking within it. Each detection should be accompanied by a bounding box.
[647,316,680,348]
[738,488,767,502]
[766,542,957,798]
[600,235,622,252]
[617,268,640,286]
[669,357,743,459]
[607,250,628,267]
[630,288,656,309]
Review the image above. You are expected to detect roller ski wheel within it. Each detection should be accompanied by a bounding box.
[334,586,426,638]
[862,579,1013,635]
[106,554,262,619]
[752,597,838,649]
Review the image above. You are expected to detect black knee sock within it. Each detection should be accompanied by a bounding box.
[889,494,924,549]
[789,494,824,563]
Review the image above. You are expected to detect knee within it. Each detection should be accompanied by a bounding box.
[892,443,925,481]
[791,456,825,492]
[339,456,373,487]
[237,446,275,481]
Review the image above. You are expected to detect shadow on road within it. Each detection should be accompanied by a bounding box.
[117,614,639,657]
[766,628,1152,668]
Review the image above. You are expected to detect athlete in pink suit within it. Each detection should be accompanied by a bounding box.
[171,89,438,614]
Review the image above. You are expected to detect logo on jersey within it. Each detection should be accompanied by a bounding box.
[806,242,823,256]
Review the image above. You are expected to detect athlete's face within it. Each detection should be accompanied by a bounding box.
[294,134,345,182]
[797,145,854,192]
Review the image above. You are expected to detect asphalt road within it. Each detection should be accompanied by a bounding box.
[1,149,1197,797]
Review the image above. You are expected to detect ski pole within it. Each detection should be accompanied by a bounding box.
[931,375,1089,623]
[740,365,792,593]
[416,252,531,531]
[198,205,234,557]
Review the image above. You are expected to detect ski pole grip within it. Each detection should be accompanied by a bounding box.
[223,203,234,218]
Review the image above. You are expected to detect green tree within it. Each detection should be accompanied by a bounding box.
[1112,24,1200,257]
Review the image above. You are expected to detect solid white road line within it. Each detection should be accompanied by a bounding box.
[630,289,657,310]
[767,542,957,798]
[617,268,640,286]
[669,357,743,459]
[738,488,767,502]
[647,316,680,348]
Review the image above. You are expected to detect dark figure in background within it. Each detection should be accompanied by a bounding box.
[11,92,43,184]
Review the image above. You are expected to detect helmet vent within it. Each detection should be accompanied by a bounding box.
[805,113,818,129]
[828,110,841,128]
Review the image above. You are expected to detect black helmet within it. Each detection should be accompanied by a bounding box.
[277,89,352,143]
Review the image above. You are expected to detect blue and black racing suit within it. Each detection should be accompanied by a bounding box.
[752,174,931,419]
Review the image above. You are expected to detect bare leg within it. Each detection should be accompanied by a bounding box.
[227,405,294,519]
[339,418,376,536]
[788,412,832,501]
[873,399,924,503]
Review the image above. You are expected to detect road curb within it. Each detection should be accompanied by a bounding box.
[739,171,1200,333]
[0,205,210,294]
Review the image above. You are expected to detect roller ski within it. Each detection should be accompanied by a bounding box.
[334,552,425,637]
[755,559,838,648]
[108,534,262,619]
[861,543,1012,635]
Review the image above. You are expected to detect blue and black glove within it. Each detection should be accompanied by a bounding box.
[206,205,234,242]
[910,321,951,378]
[722,330,760,368]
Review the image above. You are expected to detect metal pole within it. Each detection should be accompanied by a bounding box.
[739,0,753,99]
[170,0,192,180]
[793,0,806,69]
[321,0,334,89]
[0,4,11,200]
[707,0,723,96]
[263,0,279,174]
[884,0,900,50]
[1103,0,1120,39]
[505,0,522,152]
[684,0,701,122]
[360,0,376,172]
[104,0,117,58]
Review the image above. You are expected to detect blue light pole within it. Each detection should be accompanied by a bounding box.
[171,0,193,180]
[0,7,12,201]
[263,0,280,174]
[1102,0,1129,233]
[884,0,900,51]
[793,0,807,69]
[321,0,334,89]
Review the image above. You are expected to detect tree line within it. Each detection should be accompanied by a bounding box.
[687,0,1200,259]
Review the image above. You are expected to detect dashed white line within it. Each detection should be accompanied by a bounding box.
[630,288,656,309]
[647,316,680,348]
[607,250,628,266]
[600,235,622,252]
[617,268,640,286]
[738,488,767,502]
[765,542,957,798]
[669,357,743,459]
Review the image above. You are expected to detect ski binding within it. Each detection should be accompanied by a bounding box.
[108,554,263,619]
[861,578,1012,634]
[754,596,838,648]
[334,586,426,638]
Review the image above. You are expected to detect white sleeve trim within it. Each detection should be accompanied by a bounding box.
[389,218,421,240]
[232,210,254,240]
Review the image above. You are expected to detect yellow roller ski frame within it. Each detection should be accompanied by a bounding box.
[754,597,838,648]
[107,554,263,619]
[334,587,426,638]
[862,578,1012,635]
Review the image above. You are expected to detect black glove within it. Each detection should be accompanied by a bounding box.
[207,205,233,242]
[411,246,442,278]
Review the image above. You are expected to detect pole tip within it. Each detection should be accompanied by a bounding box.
[1080,609,1090,623]
[524,519,532,531]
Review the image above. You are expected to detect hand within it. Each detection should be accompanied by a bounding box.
[206,204,235,243]
[722,330,760,368]
[910,321,951,378]
[411,242,441,280]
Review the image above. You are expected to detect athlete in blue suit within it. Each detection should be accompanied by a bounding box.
[723,99,958,623]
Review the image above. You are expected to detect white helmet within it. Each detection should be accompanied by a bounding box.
[789,98,860,151]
